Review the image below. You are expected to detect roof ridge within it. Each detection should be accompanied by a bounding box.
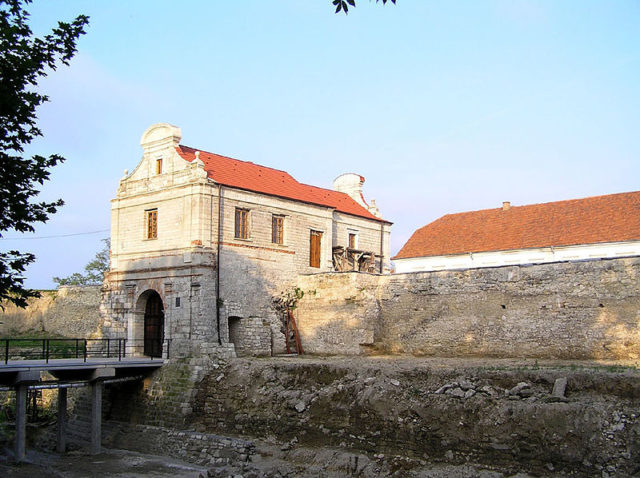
[439,190,640,218]
[510,190,640,209]
[179,144,294,177]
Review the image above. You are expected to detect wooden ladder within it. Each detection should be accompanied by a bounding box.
[285,308,304,355]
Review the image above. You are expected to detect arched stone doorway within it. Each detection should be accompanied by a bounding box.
[142,290,164,358]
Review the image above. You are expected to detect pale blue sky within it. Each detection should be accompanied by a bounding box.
[2,1,639,289]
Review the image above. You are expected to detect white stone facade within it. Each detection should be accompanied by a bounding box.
[103,123,391,358]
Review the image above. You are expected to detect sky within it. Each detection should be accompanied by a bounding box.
[2,0,639,289]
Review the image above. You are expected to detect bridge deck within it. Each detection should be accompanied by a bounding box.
[0,357,164,388]
[0,356,164,372]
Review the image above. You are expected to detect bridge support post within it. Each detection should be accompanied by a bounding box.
[90,380,102,454]
[88,368,114,455]
[57,387,67,453]
[12,371,39,462]
[15,383,27,460]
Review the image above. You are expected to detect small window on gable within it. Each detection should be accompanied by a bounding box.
[272,215,284,244]
[348,232,358,249]
[235,208,249,239]
[146,209,158,239]
[156,158,163,175]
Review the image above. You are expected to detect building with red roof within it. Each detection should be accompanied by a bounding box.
[393,192,640,273]
[105,123,391,358]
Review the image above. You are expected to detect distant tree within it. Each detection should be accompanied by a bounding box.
[0,0,89,307]
[333,0,396,15]
[53,239,109,287]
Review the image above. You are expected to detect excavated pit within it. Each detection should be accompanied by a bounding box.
[191,356,640,477]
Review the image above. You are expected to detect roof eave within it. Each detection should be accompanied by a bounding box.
[392,238,640,261]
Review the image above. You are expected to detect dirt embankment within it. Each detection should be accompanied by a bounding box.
[192,357,640,477]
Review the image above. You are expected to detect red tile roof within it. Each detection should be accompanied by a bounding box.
[176,145,389,223]
[393,191,640,260]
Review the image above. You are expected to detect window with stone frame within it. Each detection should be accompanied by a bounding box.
[235,208,250,239]
[272,215,284,244]
[156,158,163,175]
[146,209,158,239]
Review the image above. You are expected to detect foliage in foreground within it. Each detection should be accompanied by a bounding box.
[333,0,396,15]
[0,0,89,308]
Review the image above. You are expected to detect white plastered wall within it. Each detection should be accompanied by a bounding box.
[394,240,640,273]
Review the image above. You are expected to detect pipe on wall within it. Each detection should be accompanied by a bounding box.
[215,185,223,345]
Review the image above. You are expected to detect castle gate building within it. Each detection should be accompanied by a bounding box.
[102,123,391,357]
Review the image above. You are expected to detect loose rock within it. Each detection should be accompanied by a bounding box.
[508,382,530,396]
[552,377,568,398]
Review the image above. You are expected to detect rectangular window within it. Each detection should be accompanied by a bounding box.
[310,230,322,268]
[146,209,158,239]
[348,232,357,249]
[156,158,163,175]
[272,215,284,244]
[235,208,249,239]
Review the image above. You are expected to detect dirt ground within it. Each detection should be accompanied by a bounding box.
[0,445,537,478]
[0,448,208,477]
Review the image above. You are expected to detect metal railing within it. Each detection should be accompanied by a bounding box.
[1,338,171,364]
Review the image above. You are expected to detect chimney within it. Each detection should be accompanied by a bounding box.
[333,173,383,217]
[333,173,367,208]
[502,201,511,211]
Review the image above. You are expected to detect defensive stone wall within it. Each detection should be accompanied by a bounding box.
[295,256,640,360]
[107,424,255,467]
[3,257,638,361]
[228,316,272,357]
[103,359,215,428]
[0,286,102,338]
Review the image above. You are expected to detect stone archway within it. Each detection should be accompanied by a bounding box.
[134,289,165,358]
[144,292,164,357]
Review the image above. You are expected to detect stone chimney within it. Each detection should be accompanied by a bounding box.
[333,173,383,218]
[502,201,511,211]
[333,173,367,208]
[368,199,381,217]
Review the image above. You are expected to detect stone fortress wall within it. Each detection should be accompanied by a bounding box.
[3,256,638,362]
[294,256,640,361]
[0,286,102,338]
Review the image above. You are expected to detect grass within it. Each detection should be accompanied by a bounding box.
[0,330,79,360]
[2,329,69,340]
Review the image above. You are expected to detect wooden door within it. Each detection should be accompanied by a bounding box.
[144,293,164,358]
[310,230,322,268]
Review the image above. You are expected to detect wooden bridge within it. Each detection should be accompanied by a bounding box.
[0,338,166,461]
